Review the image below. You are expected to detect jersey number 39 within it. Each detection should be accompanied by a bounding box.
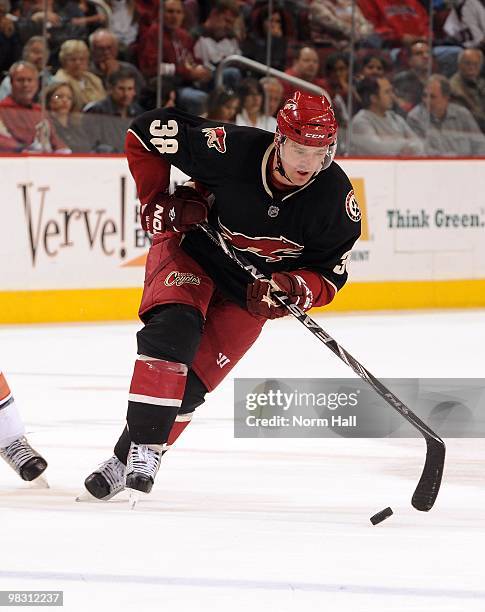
[149,119,179,154]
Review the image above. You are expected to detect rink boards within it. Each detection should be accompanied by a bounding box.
[1,154,485,323]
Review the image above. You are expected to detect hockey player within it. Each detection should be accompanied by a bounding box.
[83,91,361,500]
[0,371,47,481]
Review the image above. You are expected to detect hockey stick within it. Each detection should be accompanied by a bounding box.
[199,221,445,511]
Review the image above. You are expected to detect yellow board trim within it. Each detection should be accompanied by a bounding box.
[0,288,143,324]
[1,279,485,324]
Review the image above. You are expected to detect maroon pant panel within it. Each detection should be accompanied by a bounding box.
[139,234,215,319]
[138,234,266,392]
[192,296,266,391]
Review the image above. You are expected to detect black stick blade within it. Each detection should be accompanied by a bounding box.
[412,437,446,511]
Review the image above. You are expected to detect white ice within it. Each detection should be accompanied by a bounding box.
[1,310,484,612]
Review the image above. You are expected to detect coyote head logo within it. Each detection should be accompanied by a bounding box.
[202,126,227,153]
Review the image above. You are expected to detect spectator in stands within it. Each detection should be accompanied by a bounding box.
[193,0,242,91]
[392,41,431,114]
[0,0,20,74]
[260,75,284,117]
[282,45,328,99]
[15,0,88,60]
[0,61,69,152]
[356,52,391,80]
[55,39,106,109]
[241,5,291,72]
[107,0,138,53]
[450,48,485,132]
[84,68,143,116]
[83,68,143,151]
[324,52,356,102]
[45,80,93,151]
[75,0,109,34]
[352,52,391,112]
[323,52,357,130]
[357,0,429,48]
[350,76,424,155]
[309,0,376,51]
[136,75,177,110]
[443,0,485,50]
[0,35,53,101]
[235,77,276,131]
[206,87,239,121]
[89,28,145,97]
[137,0,211,114]
[407,74,485,155]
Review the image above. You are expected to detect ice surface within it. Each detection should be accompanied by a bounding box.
[1,310,484,611]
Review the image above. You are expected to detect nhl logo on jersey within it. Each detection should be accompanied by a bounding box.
[345,190,361,222]
[202,126,227,153]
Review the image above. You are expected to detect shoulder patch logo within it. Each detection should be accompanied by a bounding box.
[345,190,361,222]
[202,126,227,153]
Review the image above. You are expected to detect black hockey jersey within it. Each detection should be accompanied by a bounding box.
[127,107,361,308]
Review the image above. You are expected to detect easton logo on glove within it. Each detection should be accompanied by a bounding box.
[141,185,209,234]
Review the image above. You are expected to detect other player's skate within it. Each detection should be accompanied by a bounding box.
[0,436,48,483]
[125,443,163,508]
[80,455,126,501]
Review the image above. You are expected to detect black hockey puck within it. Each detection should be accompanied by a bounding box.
[370,507,393,525]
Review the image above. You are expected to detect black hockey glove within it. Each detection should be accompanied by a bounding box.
[247,272,313,319]
[141,185,209,234]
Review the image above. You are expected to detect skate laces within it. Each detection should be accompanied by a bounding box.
[129,444,161,478]
[0,437,36,470]
[97,456,125,488]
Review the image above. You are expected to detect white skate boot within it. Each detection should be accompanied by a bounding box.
[82,455,126,501]
[0,436,48,481]
[126,443,163,495]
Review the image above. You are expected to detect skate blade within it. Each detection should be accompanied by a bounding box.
[76,487,126,503]
[75,491,97,502]
[127,488,150,510]
[29,475,49,489]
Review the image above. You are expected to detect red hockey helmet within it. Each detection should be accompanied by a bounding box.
[277,91,337,147]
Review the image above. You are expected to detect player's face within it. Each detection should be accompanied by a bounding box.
[279,138,329,186]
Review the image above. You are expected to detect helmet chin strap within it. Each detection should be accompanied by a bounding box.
[274,139,294,183]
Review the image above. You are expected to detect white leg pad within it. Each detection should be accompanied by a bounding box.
[0,400,26,448]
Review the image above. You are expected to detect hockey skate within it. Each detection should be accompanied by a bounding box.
[81,455,126,501]
[0,436,48,482]
[126,442,162,496]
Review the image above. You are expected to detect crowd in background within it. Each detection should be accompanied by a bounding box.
[1,0,485,155]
